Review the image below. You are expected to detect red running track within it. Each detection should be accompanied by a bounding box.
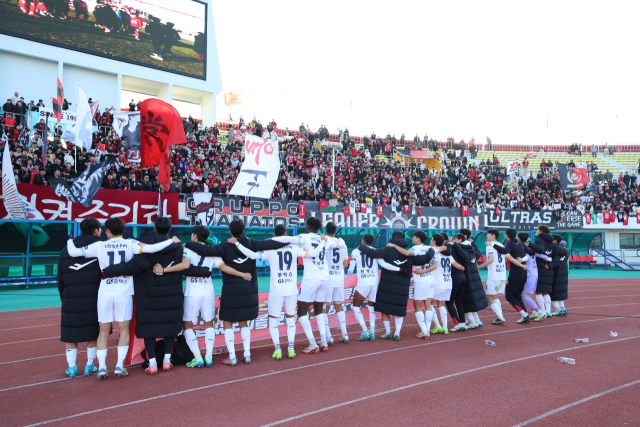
[0,278,638,427]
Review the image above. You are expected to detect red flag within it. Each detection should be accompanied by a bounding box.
[319,199,330,211]
[376,205,383,217]
[418,206,422,217]
[343,206,351,217]
[140,99,186,192]
[52,78,64,122]
[298,203,307,219]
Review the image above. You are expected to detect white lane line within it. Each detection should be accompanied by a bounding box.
[18,321,640,426]
[258,336,640,427]
[0,324,58,332]
[0,330,118,347]
[0,314,59,322]
[511,380,640,427]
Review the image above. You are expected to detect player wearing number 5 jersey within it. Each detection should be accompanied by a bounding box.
[66,218,181,379]
[324,222,349,344]
[236,224,331,360]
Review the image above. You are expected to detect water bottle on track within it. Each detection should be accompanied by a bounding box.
[557,357,575,364]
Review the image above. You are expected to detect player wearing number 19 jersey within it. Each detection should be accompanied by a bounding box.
[236,224,329,360]
[66,218,179,379]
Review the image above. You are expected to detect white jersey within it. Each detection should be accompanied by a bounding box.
[326,237,348,288]
[71,237,171,298]
[348,248,379,287]
[183,247,222,297]
[262,245,309,297]
[410,244,435,284]
[486,242,507,281]
[299,233,329,281]
[432,253,453,290]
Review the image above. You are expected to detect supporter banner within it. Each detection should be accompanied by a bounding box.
[558,163,590,191]
[485,209,557,231]
[0,184,179,224]
[555,210,583,229]
[112,111,141,163]
[223,90,244,107]
[49,159,113,208]
[229,135,280,199]
[507,160,519,175]
[28,108,98,135]
[74,87,93,152]
[184,195,483,231]
[394,148,435,159]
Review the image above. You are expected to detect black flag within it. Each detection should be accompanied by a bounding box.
[558,163,590,191]
[49,159,113,207]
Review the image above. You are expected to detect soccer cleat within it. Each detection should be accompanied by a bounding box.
[357,331,371,341]
[442,328,449,335]
[302,346,319,354]
[145,365,158,375]
[552,311,563,316]
[114,367,128,378]
[186,358,205,368]
[327,337,335,345]
[65,366,77,378]
[272,350,282,360]
[243,355,251,364]
[415,332,430,340]
[369,333,376,342]
[288,348,296,358]
[83,364,97,376]
[467,322,479,329]
[339,335,349,343]
[561,310,568,316]
[492,318,506,325]
[381,332,394,340]
[97,368,108,379]
[394,334,401,341]
[163,363,173,371]
[533,313,544,322]
[222,357,237,366]
[430,326,443,334]
[204,356,213,367]
[458,324,468,331]
[451,323,464,332]
[477,321,484,327]
[319,343,329,352]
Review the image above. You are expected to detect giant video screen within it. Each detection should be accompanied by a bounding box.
[0,0,207,79]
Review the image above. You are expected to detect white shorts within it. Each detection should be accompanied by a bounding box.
[433,287,452,302]
[325,287,344,303]
[413,279,435,300]
[268,294,297,317]
[485,280,507,296]
[183,295,215,323]
[97,296,133,323]
[298,279,328,303]
[354,283,378,303]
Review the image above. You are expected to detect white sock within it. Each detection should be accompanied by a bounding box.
[438,306,448,330]
[286,317,296,349]
[416,311,427,334]
[543,294,552,313]
[337,311,347,336]
[224,329,236,359]
[353,306,368,332]
[240,327,251,357]
[316,313,327,343]
[431,306,441,327]
[536,294,545,312]
[466,312,475,323]
[66,348,77,368]
[425,309,433,332]
[519,309,528,318]
[148,357,157,367]
[491,302,505,321]
[86,346,97,366]
[496,299,502,308]
[163,354,171,364]
[559,301,566,310]
[394,316,403,336]
[368,306,376,334]
[473,312,481,323]
[97,349,107,370]
[383,320,391,334]
[299,315,317,346]
[184,328,202,361]
[205,328,215,357]
[116,346,128,368]
[325,321,332,341]
[269,317,281,350]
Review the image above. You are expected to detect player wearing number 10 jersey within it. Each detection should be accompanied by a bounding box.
[235,224,330,360]
[66,218,180,379]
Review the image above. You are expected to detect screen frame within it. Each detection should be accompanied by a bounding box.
[0,0,207,81]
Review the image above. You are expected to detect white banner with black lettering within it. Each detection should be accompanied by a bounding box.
[229,135,280,199]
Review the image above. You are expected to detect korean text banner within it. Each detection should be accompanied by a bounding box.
[0,184,179,225]
[0,0,207,79]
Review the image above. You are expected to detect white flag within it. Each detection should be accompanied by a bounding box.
[74,87,93,152]
[229,135,280,199]
[507,160,520,175]
[2,143,26,220]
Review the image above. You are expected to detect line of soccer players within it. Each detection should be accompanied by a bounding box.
[58,217,569,378]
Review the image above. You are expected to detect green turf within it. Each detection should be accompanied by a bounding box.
[1,270,638,312]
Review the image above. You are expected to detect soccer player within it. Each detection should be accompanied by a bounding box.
[66,218,180,379]
[161,225,251,368]
[485,229,530,324]
[459,228,487,329]
[323,222,349,344]
[429,234,465,334]
[528,225,555,318]
[409,231,438,339]
[444,234,470,332]
[550,236,569,316]
[348,233,401,341]
[57,218,102,378]
[235,224,330,360]
[519,232,551,321]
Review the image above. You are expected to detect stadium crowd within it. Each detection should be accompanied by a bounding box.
[2,93,640,216]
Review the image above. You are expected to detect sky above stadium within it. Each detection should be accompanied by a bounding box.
[212,0,640,146]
